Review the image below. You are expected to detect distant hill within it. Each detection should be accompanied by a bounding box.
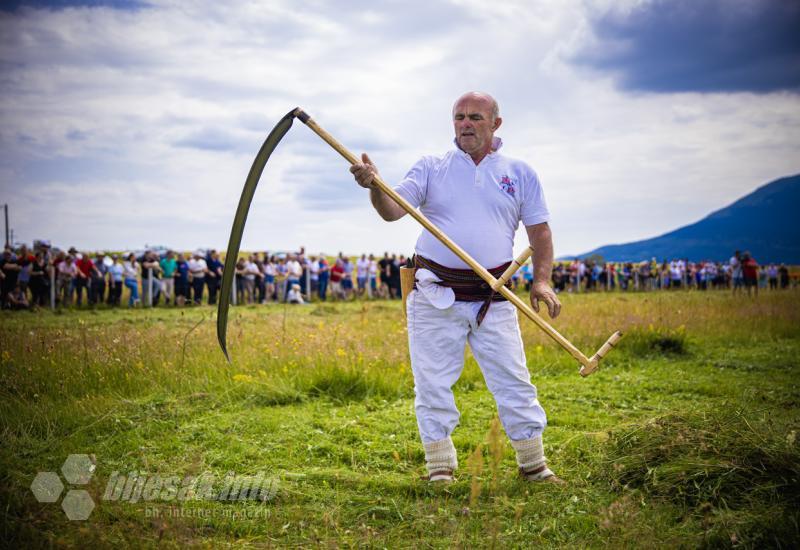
[574,174,800,263]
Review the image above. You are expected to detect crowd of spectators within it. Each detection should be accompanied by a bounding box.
[547,251,793,297]
[0,242,794,310]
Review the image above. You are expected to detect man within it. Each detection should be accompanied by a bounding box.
[349,92,562,483]
[74,252,95,307]
[730,250,743,294]
[140,250,163,306]
[378,252,392,298]
[0,247,21,308]
[174,253,190,306]
[368,253,378,297]
[90,252,108,306]
[160,250,178,305]
[205,250,224,305]
[356,254,369,297]
[341,256,354,299]
[742,251,759,297]
[285,253,303,301]
[188,251,207,305]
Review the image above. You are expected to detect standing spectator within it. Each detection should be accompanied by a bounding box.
[244,256,260,303]
[669,261,682,289]
[378,252,392,298]
[188,251,207,305]
[122,253,141,307]
[56,255,78,306]
[264,255,277,302]
[206,250,224,305]
[174,253,190,306]
[255,255,267,304]
[29,251,50,307]
[521,261,533,291]
[1,247,21,308]
[730,250,743,294]
[330,259,345,300]
[107,255,124,306]
[741,252,759,297]
[368,253,378,297]
[74,252,95,306]
[276,257,288,301]
[341,256,354,299]
[767,263,779,290]
[235,257,249,304]
[90,252,108,306]
[308,254,320,297]
[140,250,163,306]
[758,265,768,289]
[356,254,369,297]
[389,254,402,298]
[779,264,790,289]
[317,255,329,301]
[160,250,177,305]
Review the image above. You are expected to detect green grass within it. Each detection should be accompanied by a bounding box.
[1,291,799,547]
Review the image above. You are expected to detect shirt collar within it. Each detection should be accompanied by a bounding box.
[453,136,503,159]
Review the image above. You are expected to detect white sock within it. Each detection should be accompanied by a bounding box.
[511,435,547,472]
[423,437,457,478]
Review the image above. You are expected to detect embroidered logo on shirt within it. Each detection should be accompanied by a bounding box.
[499,175,516,196]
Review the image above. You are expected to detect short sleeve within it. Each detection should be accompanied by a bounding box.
[393,157,430,209]
[520,169,550,226]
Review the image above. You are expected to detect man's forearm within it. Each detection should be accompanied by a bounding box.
[528,223,554,285]
[369,186,405,222]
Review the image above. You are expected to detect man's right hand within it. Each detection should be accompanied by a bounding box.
[350,153,379,189]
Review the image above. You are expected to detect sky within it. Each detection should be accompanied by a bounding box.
[1,0,798,257]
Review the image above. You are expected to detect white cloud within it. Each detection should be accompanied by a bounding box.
[1,0,798,258]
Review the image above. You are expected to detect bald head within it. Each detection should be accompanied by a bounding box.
[453,91,499,122]
[452,91,502,163]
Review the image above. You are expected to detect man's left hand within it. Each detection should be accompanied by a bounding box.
[531,282,561,319]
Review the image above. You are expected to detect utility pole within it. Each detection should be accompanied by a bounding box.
[3,204,8,248]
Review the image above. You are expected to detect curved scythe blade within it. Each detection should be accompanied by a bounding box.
[217,109,297,362]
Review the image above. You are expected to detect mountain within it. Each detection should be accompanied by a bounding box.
[574,174,800,263]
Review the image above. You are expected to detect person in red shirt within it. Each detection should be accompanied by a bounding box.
[74,253,98,307]
[741,251,759,297]
[329,259,345,301]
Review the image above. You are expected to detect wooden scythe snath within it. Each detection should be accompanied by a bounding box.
[217,108,622,376]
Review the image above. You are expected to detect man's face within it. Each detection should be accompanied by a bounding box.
[453,96,501,159]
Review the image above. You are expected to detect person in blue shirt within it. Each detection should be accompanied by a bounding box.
[175,253,190,306]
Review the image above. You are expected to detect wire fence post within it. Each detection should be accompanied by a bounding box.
[305,269,311,303]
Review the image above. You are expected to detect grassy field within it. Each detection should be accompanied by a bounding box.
[1,290,799,548]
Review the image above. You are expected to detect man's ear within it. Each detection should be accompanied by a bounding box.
[493,116,503,131]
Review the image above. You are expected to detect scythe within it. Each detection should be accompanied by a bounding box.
[217,108,622,377]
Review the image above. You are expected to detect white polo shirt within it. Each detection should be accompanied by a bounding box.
[394,137,549,269]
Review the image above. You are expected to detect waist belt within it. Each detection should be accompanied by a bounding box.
[413,255,512,326]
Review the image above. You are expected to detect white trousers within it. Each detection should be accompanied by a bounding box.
[406,289,547,444]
